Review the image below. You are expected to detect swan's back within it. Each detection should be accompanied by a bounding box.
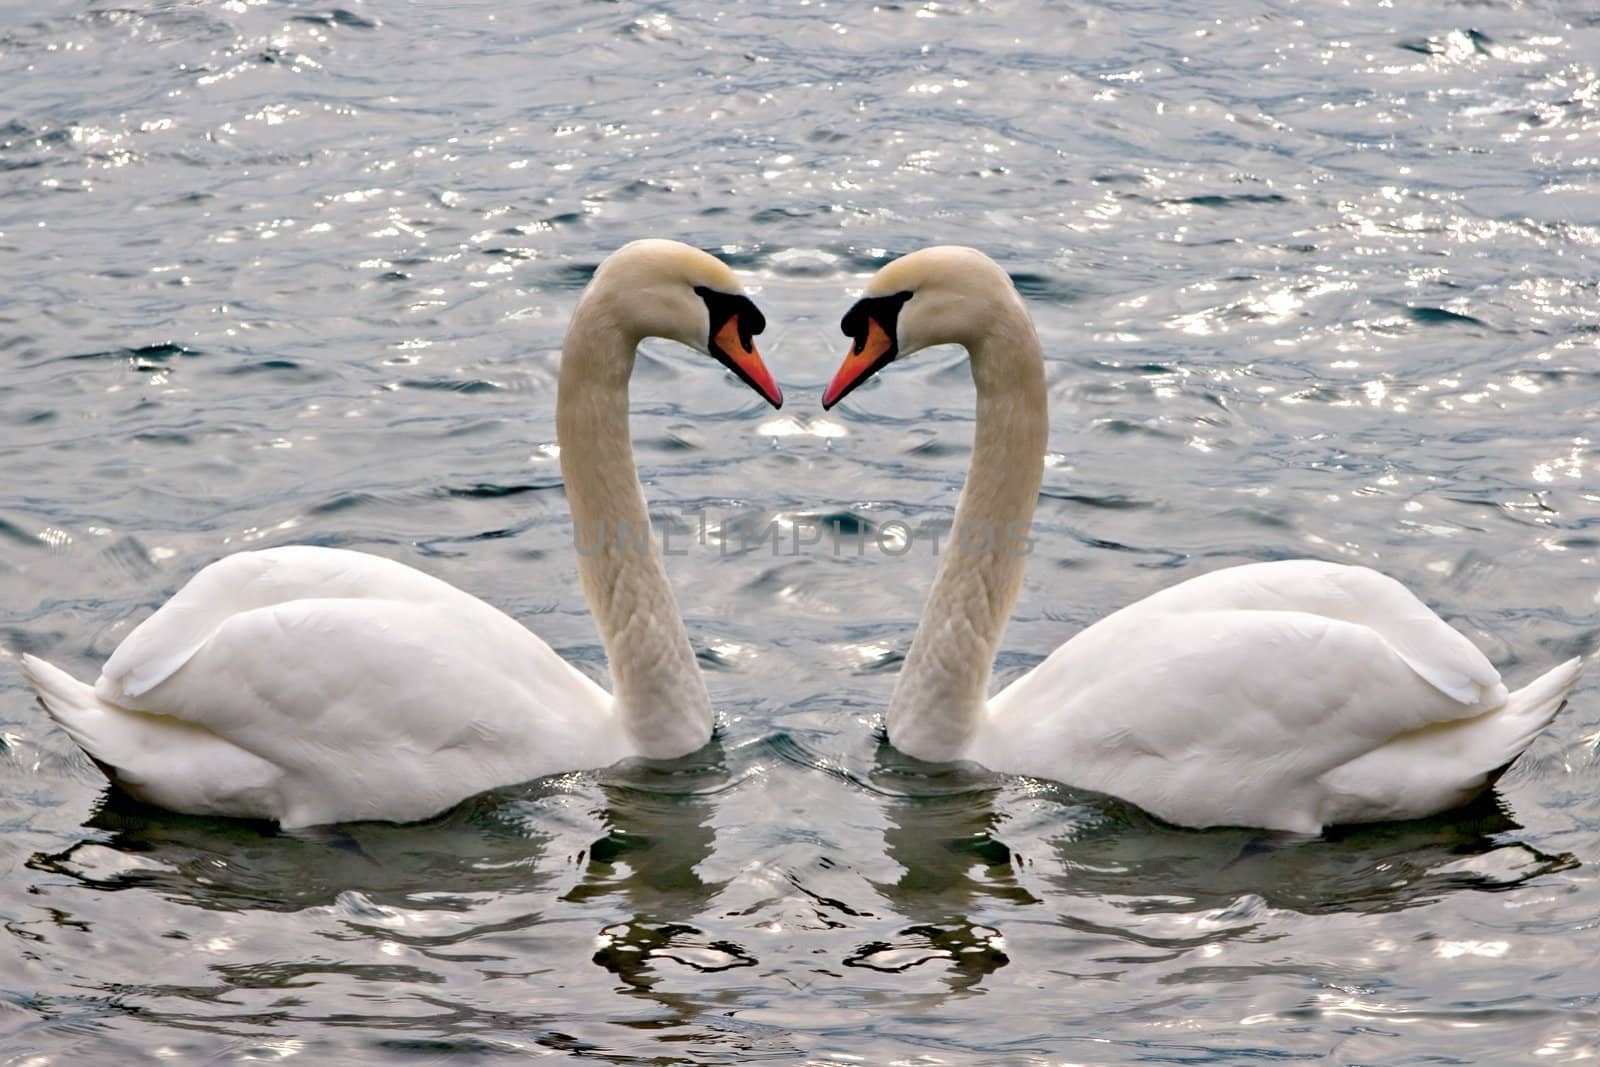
[980,561,1578,831]
[100,547,482,699]
[28,546,620,826]
[1102,560,1504,704]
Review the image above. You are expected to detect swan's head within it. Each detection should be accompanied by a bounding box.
[589,238,782,408]
[822,246,1015,409]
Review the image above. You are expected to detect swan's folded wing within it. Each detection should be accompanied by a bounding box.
[1114,560,1503,706]
[99,546,478,701]
[983,609,1503,829]
[1315,564,1503,705]
[93,592,621,821]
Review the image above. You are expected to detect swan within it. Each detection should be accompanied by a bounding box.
[21,238,783,828]
[822,245,1582,832]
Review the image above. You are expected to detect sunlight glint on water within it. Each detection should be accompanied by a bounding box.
[1,1,1598,1062]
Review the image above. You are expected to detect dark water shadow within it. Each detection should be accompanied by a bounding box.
[26,787,560,913]
[1023,783,1580,919]
[20,742,787,1060]
[23,744,743,919]
[572,748,756,989]
[824,743,1037,993]
[850,740,1579,955]
[556,743,800,1059]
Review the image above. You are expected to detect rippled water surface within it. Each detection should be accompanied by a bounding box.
[3,0,1600,1061]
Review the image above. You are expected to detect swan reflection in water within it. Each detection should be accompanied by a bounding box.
[1014,782,1578,916]
[23,744,768,1052]
[851,737,1577,989]
[850,744,1036,993]
[565,748,755,989]
[21,735,1579,1046]
[30,769,594,911]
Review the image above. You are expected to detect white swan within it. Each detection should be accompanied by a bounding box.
[823,246,1582,832]
[22,238,783,828]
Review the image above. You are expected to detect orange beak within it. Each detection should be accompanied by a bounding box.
[822,316,895,409]
[713,315,782,408]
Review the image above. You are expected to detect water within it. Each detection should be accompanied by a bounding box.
[2,0,1598,1060]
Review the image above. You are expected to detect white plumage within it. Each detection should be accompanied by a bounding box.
[826,246,1582,832]
[22,239,781,827]
[976,560,1580,832]
[25,547,618,826]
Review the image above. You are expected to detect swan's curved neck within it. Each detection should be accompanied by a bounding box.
[557,294,712,757]
[886,296,1048,761]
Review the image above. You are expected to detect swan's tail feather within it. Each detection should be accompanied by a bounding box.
[22,654,280,817]
[1504,656,1583,723]
[1488,655,1584,774]
[1318,656,1583,825]
[21,654,119,764]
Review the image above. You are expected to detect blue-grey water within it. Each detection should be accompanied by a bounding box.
[3,1,1599,1061]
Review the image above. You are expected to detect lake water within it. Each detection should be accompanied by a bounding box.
[2,0,1598,1061]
